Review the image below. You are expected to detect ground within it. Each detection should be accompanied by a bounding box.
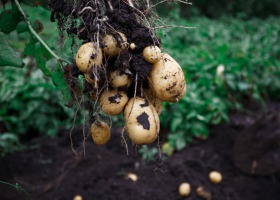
[1,102,280,200]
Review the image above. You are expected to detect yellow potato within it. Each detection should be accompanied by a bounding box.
[143,46,161,64]
[90,121,110,145]
[130,43,136,50]
[100,89,129,116]
[75,42,102,73]
[103,32,127,57]
[84,73,96,84]
[110,70,132,88]
[73,195,83,200]
[149,53,186,102]
[209,171,222,184]
[124,97,159,145]
[178,182,191,197]
[143,88,163,115]
[126,173,138,182]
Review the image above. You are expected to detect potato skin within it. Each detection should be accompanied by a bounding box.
[124,97,159,145]
[75,42,102,73]
[149,53,186,102]
[209,171,222,184]
[178,183,191,197]
[110,70,131,88]
[143,88,163,115]
[90,121,110,145]
[103,32,127,57]
[100,89,129,116]
[143,45,161,64]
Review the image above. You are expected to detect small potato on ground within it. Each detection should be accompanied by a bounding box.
[178,182,191,197]
[73,195,83,200]
[125,172,138,182]
[209,171,222,184]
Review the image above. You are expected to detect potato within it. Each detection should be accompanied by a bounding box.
[110,70,132,88]
[100,89,129,116]
[178,182,191,197]
[143,88,163,114]
[126,173,138,182]
[84,73,96,84]
[103,32,127,57]
[76,42,102,73]
[149,53,186,102]
[73,195,83,200]
[143,45,161,64]
[196,186,212,200]
[130,43,136,50]
[209,171,222,184]
[90,121,110,145]
[124,97,159,145]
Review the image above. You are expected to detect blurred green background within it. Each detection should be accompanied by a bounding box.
[0,0,279,156]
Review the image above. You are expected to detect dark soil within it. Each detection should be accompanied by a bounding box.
[1,102,280,200]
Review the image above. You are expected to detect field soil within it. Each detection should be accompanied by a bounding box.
[1,102,280,200]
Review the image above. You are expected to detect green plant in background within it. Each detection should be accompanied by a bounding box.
[139,145,159,162]
[158,6,280,151]
[0,1,77,156]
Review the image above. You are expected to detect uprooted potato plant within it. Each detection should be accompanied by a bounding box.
[48,0,188,153]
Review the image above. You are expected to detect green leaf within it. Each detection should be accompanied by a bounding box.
[51,66,73,105]
[0,4,22,34]
[0,35,23,67]
[171,117,183,132]
[24,35,51,76]
[16,21,28,34]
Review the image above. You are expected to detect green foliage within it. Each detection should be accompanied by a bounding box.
[0,66,76,155]
[0,34,23,67]
[0,133,22,156]
[139,145,159,162]
[159,12,280,150]
[0,2,77,156]
[156,0,280,19]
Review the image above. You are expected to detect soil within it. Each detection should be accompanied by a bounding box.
[1,102,280,200]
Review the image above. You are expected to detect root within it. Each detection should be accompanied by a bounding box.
[121,127,129,155]
[69,96,84,156]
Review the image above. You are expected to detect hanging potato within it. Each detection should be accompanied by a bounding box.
[110,70,132,88]
[90,121,111,145]
[124,97,160,145]
[102,32,127,57]
[149,53,186,102]
[100,89,129,116]
[143,88,163,115]
[143,45,161,64]
[75,42,103,73]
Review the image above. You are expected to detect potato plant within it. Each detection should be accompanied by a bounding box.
[48,0,187,147]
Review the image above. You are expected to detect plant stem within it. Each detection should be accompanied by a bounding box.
[0,181,32,200]
[13,0,63,63]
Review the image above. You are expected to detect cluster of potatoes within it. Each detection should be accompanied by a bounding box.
[75,32,186,146]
